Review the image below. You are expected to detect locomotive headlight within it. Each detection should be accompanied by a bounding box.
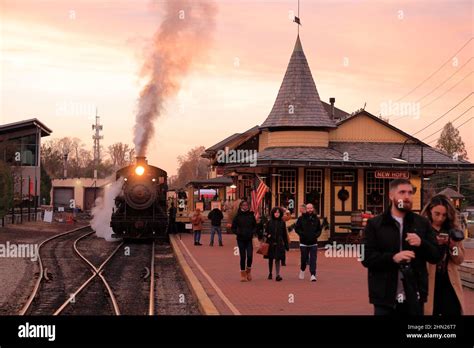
[135,166,145,176]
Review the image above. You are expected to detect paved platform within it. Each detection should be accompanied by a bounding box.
[171,233,474,315]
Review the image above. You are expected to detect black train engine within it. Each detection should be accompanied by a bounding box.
[110,156,168,240]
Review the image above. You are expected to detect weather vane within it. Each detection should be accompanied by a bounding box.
[293,0,302,35]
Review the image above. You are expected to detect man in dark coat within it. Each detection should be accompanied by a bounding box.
[208,207,224,246]
[231,201,257,282]
[361,178,441,316]
[295,203,321,282]
[168,202,177,234]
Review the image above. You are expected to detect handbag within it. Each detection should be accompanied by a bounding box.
[256,238,270,256]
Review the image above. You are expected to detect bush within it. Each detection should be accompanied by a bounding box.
[0,160,13,219]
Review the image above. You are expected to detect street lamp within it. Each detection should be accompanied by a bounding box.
[392,139,425,208]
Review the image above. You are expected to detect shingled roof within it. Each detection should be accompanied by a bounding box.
[260,35,337,130]
[223,143,474,170]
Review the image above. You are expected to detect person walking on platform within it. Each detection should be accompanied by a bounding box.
[191,208,205,246]
[208,206,224,246]
[264,207,289,281]
[422,194,465,316]
[295,203,321,282]
[231,200,257,282]
[361,179,441,316]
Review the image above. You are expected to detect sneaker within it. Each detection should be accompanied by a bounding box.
[267,273,272,280]
[275,275,282,281]
[298,271,305,280]
[310,275,317,282]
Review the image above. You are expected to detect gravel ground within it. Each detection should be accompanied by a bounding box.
[154,244,200,315]
[0,221,89,315]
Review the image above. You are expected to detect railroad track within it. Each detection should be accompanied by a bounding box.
[19,226,158,316]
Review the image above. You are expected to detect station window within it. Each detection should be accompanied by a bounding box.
[278,169,296,214]
[332,171,355,182]
[366,171,386,215]
[2,135,37,166]
[305,169,323,216]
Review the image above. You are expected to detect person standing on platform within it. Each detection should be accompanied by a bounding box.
[361,179,441,316]
[168,202,177,235]
[422,195,465,316]
[191,208,205,246]
[264,207,289,281]
[208,206,224,246]
[231,200,257,282]
[295,203,321,282]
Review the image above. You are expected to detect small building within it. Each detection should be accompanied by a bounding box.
[0,118,52,205]
[202,35,474,242]
[51,178,108,211]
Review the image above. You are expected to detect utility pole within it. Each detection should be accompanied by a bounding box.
[92,108,103,206]
[92,108,103,167]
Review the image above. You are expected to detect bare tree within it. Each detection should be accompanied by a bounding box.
[108,142,135,168]
[171,146,209,189]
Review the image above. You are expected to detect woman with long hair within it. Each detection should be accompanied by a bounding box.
[264,207,289,281]
[421,194,465,315]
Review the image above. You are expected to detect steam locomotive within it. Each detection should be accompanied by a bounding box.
[110,156,168,240]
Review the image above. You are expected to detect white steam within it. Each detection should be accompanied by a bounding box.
[91,177,124,242]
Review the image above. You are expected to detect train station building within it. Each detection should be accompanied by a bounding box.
[0,118,52,207]
[202,35,474,242]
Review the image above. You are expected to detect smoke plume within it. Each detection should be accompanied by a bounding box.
[91,177,124,242]
[134,0,217,156]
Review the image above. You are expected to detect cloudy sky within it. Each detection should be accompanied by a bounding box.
[1,0,472,175]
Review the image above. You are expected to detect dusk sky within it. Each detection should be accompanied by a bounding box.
[1,0,472,175]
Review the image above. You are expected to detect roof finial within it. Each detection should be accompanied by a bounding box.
[293,0,301,36]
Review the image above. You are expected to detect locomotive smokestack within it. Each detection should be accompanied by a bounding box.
[135,156,148,166]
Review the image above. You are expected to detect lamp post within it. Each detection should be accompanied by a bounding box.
[392,139,425,209]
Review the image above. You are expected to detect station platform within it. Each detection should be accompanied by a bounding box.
[170,233,474,315]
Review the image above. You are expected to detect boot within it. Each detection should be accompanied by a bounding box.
[240,270,248,282]
[245,267,252,281]
[219,241,223,247]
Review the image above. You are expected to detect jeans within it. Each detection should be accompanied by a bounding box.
[268,258,281,276]
[300,245,317,275]
[193,230,201,243]
[237,239,253,271]
[210,225,222,244]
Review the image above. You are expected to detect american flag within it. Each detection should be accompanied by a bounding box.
[251,175,268,220]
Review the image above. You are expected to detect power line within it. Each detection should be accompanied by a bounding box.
[415,57,473,103]
[426,116,473,145]
[391,70,473,122]
[412,92,473,136]
[422,107,473,141]
[395,37,473,102]
[420,71,473,110]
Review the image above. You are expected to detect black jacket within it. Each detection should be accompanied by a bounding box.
[231,210,257,241]
[168,206,177,220]
[361,209,441,307]
[295,213,321,245]
[208,208,224,226]
[264,219,289,260]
